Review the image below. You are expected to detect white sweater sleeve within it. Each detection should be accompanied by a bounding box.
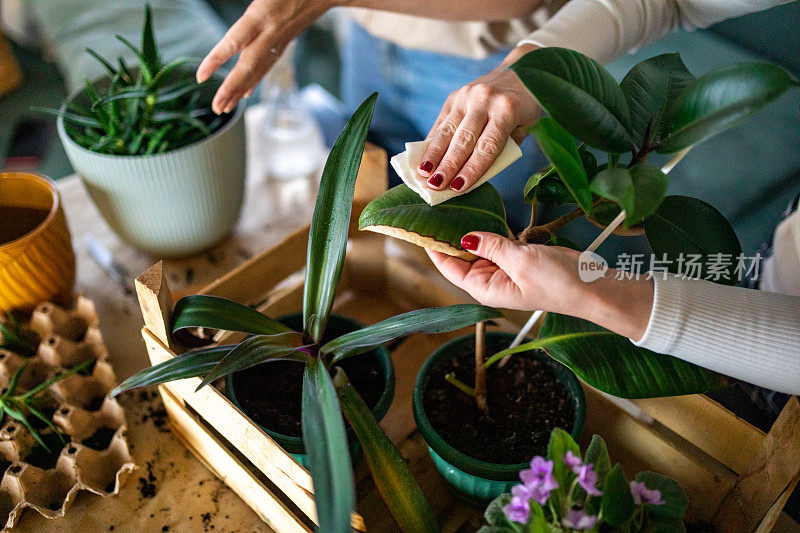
[632,274,800,395]
[518,0,793,64]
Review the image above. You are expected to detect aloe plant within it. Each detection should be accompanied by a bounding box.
[361,48,799,400]
[111,93,500,532]
[35,4,223,156]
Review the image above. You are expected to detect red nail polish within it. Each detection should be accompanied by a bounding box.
[428,173,443,187]
[461,234,480,251]
[451,176,466,191]
[419,160,433,173]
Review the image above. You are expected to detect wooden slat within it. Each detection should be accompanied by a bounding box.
[714,396,800,532]
[135,261,176,350]
[632,395,765,474]
[755,471,800,533]
[159,385,311,533]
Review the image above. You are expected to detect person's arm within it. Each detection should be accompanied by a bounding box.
[430,231,800,395]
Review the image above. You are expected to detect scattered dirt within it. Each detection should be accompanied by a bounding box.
[423,337,576,464]
[138,461,157,498]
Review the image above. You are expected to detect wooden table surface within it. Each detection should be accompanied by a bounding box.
[15,106,316,532]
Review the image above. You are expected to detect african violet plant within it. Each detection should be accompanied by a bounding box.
[481,428,687,532]
[111,93,498,533]
[37,4,223,155]
[361,47,799,399]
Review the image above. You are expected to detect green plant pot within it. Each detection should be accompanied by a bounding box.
[225,313,395,467]
[413,331,585,503]
[57,74,246,258]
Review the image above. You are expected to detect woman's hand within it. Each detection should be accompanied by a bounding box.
[426,231,655,340]
[417,44,541,192]
[196,0,338,114]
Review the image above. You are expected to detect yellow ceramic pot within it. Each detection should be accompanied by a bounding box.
[0,172,75,312]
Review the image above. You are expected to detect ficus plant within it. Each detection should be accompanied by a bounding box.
[36,4,224,156]
[481,428,687,532]
[111,93,500,533]
[360,47,799,401]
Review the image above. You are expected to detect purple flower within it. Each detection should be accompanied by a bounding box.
[503,484,531,523]
[577,464,602,496]
[520,456,559,493]
[562,509,598,530]
[630,481,665,505]
[564,451,582,474]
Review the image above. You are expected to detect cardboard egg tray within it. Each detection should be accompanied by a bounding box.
[0,296,134,528]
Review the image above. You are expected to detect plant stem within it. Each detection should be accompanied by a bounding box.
[474,322,489,415]
[444,373,475,397]
[518,205,585,243]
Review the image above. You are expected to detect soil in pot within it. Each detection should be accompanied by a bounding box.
[423,347,575,464]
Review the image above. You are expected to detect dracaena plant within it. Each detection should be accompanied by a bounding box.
[36,4,223,156]
[481,428,687,532]
[360,48,799,401]
[111,93,498,533]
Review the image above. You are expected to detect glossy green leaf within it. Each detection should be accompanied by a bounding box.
[601,464,635,526]
[584,435,611,485]
[578,144,598,179]
[635,471,688,520]
[196,332,305,390]
[590,165,667,225]
[523,163,556,204]
[486,313,729,398]
[620,54,695,149]
[530,118,593,214]
[511,47,634,153]
[172,295,293,337]
[109,345,232,397]
[302,358,354,533]
[547,427,580,487]
[323,304,502,362]
[335,371,439,532]
[644,196,741,285]
[658,62,799,153]
[141,3,161,76]
[304,93,376,343]
[359,183,508,258]
[532,177,575,207]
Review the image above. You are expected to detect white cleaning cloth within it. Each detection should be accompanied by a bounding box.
[390,138,522,206]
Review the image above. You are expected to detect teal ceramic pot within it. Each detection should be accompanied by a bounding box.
[57,75,246,258]
[413,332,585,503]
[225,313,395,467]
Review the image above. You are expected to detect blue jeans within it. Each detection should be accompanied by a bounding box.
[340,21,546,231]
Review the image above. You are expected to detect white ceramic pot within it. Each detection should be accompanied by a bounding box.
[58,97,246,258]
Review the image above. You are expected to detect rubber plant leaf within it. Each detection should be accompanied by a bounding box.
[334,370,439,533]
[322,304,502,362]
[196,331,305,390]
[109,345,232,397]
[486,313,729,398]
[359,182,508,260]
[301,357,354,533]
[304,93,376,344]
[619,53,695,149]
[658,62,799,153]
[171,295,293,338]
[510,47,634,153]
[530,118,593,214]
[589,164,668,225]
[644,195,741,285]
[523,163,556,204]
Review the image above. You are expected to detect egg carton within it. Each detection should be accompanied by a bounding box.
[0,296,134,528]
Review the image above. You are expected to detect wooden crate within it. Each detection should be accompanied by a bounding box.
[136,145,800,532]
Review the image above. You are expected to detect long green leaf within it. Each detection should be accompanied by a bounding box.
[530,118,593,214]
[658,62,799,153]
[620,53,695,149]
[196,332,304,390]
[510,47,634,153]
[93,87,150,109]
[172,295,293,337]
[487,313,729,398]
[151,57,192,90]
[141,3,161,76]
[20,359,93,400]
[115,35,152,83]
[304,93,376,343]
[85,48,118,78]
[335,370,438,532]
[109,345,232,397]
[155,80,203,103]
[644,195,741,285]
[323,305,501,362]
[590,164,667,225]
[302,358,354,533]
[359,183,508,258]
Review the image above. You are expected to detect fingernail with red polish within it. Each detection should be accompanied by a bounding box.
[450,176,466,191]
[428,173,443,188]
[419,160,433,173]
[461,234,480,251]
